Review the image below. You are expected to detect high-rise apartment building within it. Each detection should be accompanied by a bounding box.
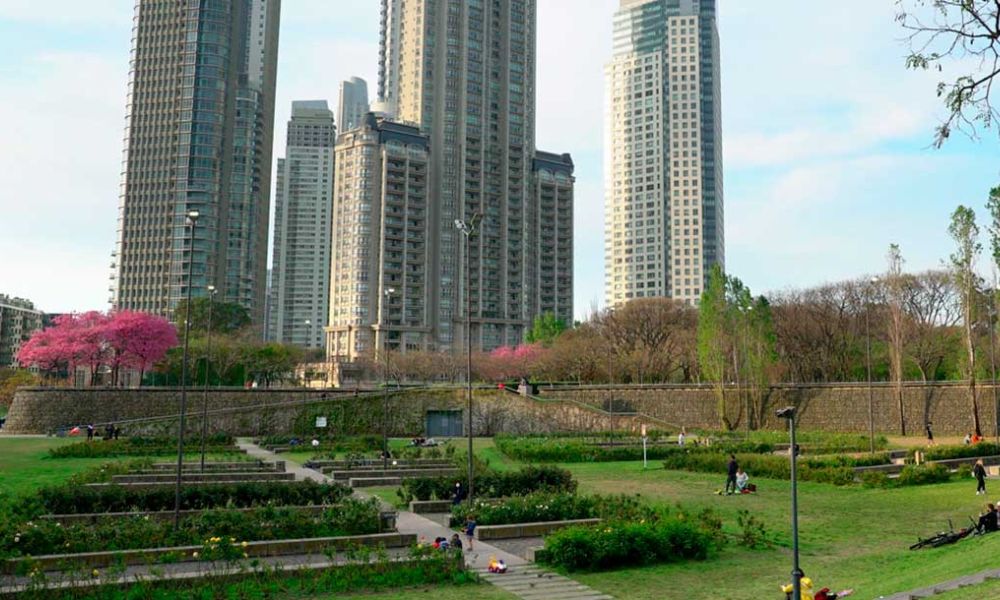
[604,0,723,307]
[267,101,335,349]
[332,0,572,362]
[111,0,281,326]
[0,295,43,367]
[337,77,370,133]
[327,114,431,360]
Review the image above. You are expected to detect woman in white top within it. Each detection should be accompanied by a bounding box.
[736,468,749,492]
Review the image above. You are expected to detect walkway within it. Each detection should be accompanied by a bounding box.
[242,440,614,599]
[884,568,1000,599]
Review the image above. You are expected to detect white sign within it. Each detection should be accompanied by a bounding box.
[315,416,328,428]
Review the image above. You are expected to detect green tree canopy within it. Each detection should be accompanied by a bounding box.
[526,312,567,345]
[173,298,251,335]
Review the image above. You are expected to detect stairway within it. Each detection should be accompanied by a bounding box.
[481,564,613,600]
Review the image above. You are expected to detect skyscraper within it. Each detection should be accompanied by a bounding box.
[111,0,281,326]
[337,77,370,134]
[604,0,723,307]
[267,101,336,349]
[363,0,572,353]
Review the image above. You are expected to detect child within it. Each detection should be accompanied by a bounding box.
[465,515,477,550]
[450,533,463,551]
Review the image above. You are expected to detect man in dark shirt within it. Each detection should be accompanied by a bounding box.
[725,454,739,495]
[978,503,999,533]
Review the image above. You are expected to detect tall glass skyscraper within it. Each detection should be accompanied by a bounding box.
[604,0,723,307]
[111,0,281,326]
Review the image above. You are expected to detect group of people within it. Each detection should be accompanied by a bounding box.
[80,423,120,441]
[722,455,754,495]
[430,534,463,551]
[975,503,1000,534]
[409,436,438,447]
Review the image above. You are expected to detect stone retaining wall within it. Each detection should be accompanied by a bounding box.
[475,518,602,540]
[7,382,1000,436]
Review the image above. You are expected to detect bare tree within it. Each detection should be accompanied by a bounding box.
[897,0,1000,146]
[904,270,962,380]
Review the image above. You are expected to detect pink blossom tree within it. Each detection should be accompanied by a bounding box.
[484,343,545,381]
[17,310,178,386]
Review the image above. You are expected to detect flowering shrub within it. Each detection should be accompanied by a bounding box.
[399,465,576,502]
[537,519,712,571]
[0,500,381,559]
[449,492,654,527]
[37,480,351,514]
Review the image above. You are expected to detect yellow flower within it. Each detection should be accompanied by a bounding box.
[229,537,235,543]
[242,552,249,558]
[192,551,200,558]
[241,541,248,548]
[91,569,100,578]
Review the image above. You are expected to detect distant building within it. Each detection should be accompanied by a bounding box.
[326,114,431,361]
[268,101,336,349]
[532,152,575,326]
[337,77,370,133]
[604,0,724,307]
[111,0,282,327]
[0,295,44,367]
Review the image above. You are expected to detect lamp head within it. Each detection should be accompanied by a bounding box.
[207,285,216,293]
[776,406,796,420]
[187,209,200,222]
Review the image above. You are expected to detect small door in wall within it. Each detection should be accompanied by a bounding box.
[426,410,464,437]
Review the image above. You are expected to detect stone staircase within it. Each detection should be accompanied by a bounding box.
[884,568,1000,599]
[481,565,612,600]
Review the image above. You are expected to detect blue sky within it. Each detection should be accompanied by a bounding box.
[0,1,997,318]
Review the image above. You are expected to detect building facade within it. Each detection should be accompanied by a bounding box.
[604,0,723,307]
[337,77,370,133]
[0,296,43,367]
[342,0,573,361]
[111,0,281,327]
[267,101,336,349]
[326,115,431,360]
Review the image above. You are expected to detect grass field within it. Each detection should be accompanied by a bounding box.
[933,578,1000,598]
[0,436,107,497]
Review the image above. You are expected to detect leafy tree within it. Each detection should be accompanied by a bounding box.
[949,204,983,436]
[886,244,909,434]
[897,0,1000,146]
[0,368,39,408]
[525,313,567,345]
[698,265,734,429]
[173,298,251,335]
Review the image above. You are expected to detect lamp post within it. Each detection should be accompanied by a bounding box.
[989,282,999,446]
[198,284,217,471]
[865,276,879,454]
[455,214,481,503]
[174,209,200,529]
[381,287,396,471]
[777,406,802,600]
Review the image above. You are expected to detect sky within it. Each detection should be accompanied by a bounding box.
[0,1,998,319]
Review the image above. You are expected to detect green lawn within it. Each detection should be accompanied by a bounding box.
[556,460,1000,599]
[0,437,108,497]
[331,584,515,599]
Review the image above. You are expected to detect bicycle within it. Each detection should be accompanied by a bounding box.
[909,519,974,550]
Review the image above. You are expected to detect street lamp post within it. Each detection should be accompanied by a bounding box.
[865,276,879,454]
[381,288,395,471]
[455,214,481,503]
[198,284,217,471]
[174,209,200,529]
[777,406,802,600]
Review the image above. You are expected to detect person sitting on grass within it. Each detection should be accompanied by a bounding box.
[450,533,463,551]
[736,468,749,492]
[977,503,999,533]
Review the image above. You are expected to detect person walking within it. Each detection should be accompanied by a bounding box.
[678,427,687,446]
[974,459,988,496]
[925,421,935,446]
[725,454,739,495]
[464,515,477,551]
[86,423,94,441]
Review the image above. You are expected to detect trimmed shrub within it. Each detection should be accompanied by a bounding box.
[896,463,951,486]
[537,519,711,571]
[661,452,888,487]
[911,443,1000,462]
[36,480,352,515]
[261,435,381,454]
[495,435,774,463]
[49,436,237,458]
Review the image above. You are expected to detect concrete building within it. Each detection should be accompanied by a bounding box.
[532,152,575,326]
[111,0,282,327]
[337,77,370,133]
[0,295,43,367]
[340,0,573,360]
[267,101,336,349]
[604,0,723,307]
[326,114,431,360]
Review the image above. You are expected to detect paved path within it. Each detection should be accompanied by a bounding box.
[245,440,614,599]
[883,568,1000,599]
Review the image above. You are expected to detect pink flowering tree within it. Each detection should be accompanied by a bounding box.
[17,310,177,386]
[484,343,545,381]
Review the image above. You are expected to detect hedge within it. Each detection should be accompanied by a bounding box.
[536,519,712,571]
[494,435,775,463]
[0,499,381,559]
[398,465,576,503]
[49,435,238,458]
[36,480,352,515]
[909,443,1000,462]
[661,452,895,487]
